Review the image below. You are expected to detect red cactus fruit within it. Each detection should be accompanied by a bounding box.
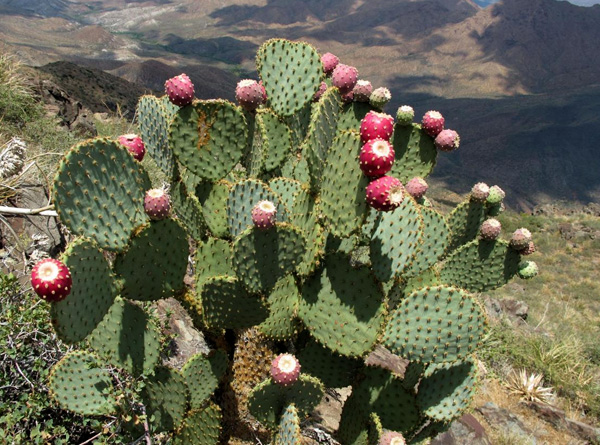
[421,110,445,138]
[164,73,194,107]
[353,80,373,102]
[366,175,404,212]
[271,353,301,387]
[379,431,406,445]
[235,79,266,111]
[470,182,490,202]
[314,81,328,101]
[480,218,502,241]
[510,228,532,250]
[30,258,72,302]
[321,52,339,76]
[258,80,268,102]
[434,129,460,152]
[520,241,536,256]
[360,111,395,144]
[331,63,359,94]
[359,139,395,177]
[405,177,429,200]
[144,188,171,220]
[341,90,354,103]
[251,200,277,229]
[118,134,146,162]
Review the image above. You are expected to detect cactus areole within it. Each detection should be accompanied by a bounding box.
[30,258,72,302]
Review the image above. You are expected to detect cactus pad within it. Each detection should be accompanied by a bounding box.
[182,350,228,409]
[390,123,437,182]
[195,237,234,291]
[446,200,486,252]
[142,366,189,433]
[172,402,222,445]
[258,274,301,340]
[196,180,230,238]
[274,404,303,445]
[405,206,449,277]
[171,181,207,240]
[296,337,361,388]
[257,109,293,171]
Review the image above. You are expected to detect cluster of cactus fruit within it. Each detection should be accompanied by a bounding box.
[31,38,539,444]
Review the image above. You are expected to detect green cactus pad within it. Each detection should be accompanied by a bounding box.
[269,177,302,213]
[446,200,486,253]
[257,39,323,117]
[402,361,426,391]
[284,101,313,148]
[296,337,361,388]
[53,138,148,251]
[405,206,449,278]
[169,100,247,180]
[51,238,117,343]
[48,351,117,416]
[274,404,302,445]
[417,359,477,422]
[336,382,370,445]
[383,285,487,365]
[182,350,228,409]
[258,274,301,340]
[171,181,207,240]
[114,219,188,301]
[390,123,437,182]
[172,402,222,445]
[247,375,325,429]
[201,276,269,330]
[227,178,286,238]
[137,94,177,180]
[409,420,451,444]
[142,366,189,433]
[257,109,293,171]
[196,180,230,238]
[88,297,161,376]
[195,237,234,291]
[320,131,369,237]
[370,196,424,282]
[290,186,325,277]
[439,239,521,293]
[337,102,373,133]
[298,252,385,357]
[232,224,306,294]
[368,413,384,445]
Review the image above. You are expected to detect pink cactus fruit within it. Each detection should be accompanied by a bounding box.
[321,52,340,76]
[360,111,395,144]
[251,200,277,229]
[270,353,301,386]
[470,182,490,202]
[359,139,395,178]
[480,218,502,241]
[366,175,405,212]
[421,110,445,138]
[434,129,460,152]
[164,73,194,107]
[144,188,171,220]
[520,241,536,256]
[379,431,406,445]
[258,80,268,102]
[235,79,266,111]
[341,90,354,103]
[369,86,392,109]
[30,258,72,302]
[118,134,146,162]
[353,80,373,102]
[331,63,359,94]
[405,177,429,200]
[314,81,327,101]
[510,228,532,250]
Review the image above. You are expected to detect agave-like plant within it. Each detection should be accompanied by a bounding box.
[507,369,554,404]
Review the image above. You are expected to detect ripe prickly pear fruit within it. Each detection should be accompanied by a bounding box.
[118,134,146,162]
[405,177,429,200]
[321,52,340,76]
[31,258,72,302]
[258,80,268,102]
[164,73,194,107]
[480,218,502,240]
[366,175,404,212]
[470,182,490,202]
[518,260,538,279]
[520,241,536,256]
[510,228,532,250]
[144,188,171,220]
[235,79,266,111]
[341,90,354,103]
[487,185,505,204]
[251,200,277,229]
[396,105,414,126]
[353,80,373,102]
[331,63,359,94]
[359,139,395,177]
[270,353,301,387]
[434,129,460,152]
[421,110,445,138]
[379,430,406,445]
[314,81,327,101]
[360,111,395,144]
[369,86,392,109]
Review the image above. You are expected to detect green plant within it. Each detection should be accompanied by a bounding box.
[39,39,537,443]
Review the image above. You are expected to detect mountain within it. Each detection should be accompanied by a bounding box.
[2,0,600,208]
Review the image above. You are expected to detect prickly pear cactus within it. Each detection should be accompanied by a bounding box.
[42,38,538,444]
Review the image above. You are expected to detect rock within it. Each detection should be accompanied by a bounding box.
[476,402,536,444]
[430,413,492,445]
[364,345,409,377]
[526,401,600,443]
[483,296,529,324]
